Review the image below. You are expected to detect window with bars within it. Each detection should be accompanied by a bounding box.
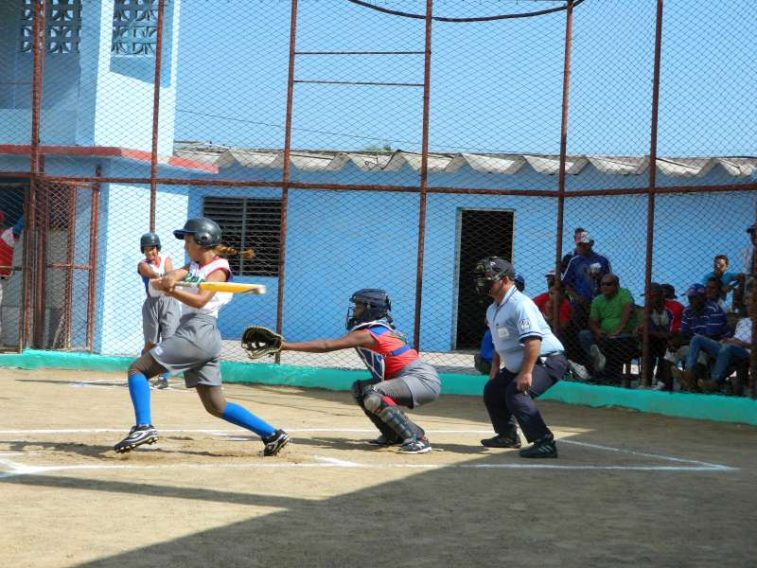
[202,197,281,277]
[19,0,82,55]
[111,0,158,56]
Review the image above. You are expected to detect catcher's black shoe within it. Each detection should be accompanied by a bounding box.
[518,433,557,459]
[481,431,521,449]
[368,434,402,447]
[399,436,432,454]
[114,424,158,453]
[262,429,290,457]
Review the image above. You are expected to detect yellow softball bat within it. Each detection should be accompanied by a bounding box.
[174,281,266,295]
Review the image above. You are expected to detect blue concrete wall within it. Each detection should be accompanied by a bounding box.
[0,1,179,154]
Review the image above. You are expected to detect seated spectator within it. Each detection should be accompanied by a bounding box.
[696,300,752,394]
[533,270,571,331]
[640,283,674,390]
[734,225,757,315]
[702,254,738,312]
[578,273,638,383]
[661,283,684,333]
[540,285,572,335]
[562,231,612,331]
[671,283,731,391]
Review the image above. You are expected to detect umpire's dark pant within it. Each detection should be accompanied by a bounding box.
[483,354,567,443]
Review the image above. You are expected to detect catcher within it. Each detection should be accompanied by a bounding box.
[242,289,441,453]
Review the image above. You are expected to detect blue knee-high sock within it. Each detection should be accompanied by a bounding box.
[127,373,152,425]
[222,402,275,438]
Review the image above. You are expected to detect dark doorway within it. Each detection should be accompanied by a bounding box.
[455,209,514,350]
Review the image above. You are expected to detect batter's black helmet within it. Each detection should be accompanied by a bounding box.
[140,232,161,252]
[173,217,222,247]
[473,256,516,296]
[346,288,393,330]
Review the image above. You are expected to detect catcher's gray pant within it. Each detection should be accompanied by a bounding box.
[142,295,180,345]
[150,313,223,388]
[352,360,441,441]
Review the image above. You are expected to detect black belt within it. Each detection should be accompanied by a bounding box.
[537,352,565,365]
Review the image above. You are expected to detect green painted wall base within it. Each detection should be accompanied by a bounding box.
[3,349,755,426]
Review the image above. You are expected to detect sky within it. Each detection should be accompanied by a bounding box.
[173,0,756,157]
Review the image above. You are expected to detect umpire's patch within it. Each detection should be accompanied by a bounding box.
[518,319,532,333]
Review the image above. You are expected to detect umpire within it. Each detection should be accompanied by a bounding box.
[474,257,567,458]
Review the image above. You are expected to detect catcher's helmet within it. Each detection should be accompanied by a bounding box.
[173,217,222,247]
[140,232,161,252]
[346,288,393,330]
[473,256,516,296]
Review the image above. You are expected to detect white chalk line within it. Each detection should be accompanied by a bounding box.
[0,427,737,477]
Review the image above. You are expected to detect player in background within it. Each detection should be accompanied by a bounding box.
[281,289,441,454]
[138,232,180,389]
[0,213,23,343]
[114,217,289,457]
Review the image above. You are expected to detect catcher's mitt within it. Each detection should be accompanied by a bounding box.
[241,325,283,360]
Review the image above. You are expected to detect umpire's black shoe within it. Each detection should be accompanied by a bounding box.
[114,424,159,453]
[481,431,521,449]
[262,429,290,457]
[519,433,557,459]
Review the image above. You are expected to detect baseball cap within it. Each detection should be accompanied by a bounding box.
[747,223,757,234]
[576,231,594,245]
[685,283,706,297]
[660,283,677,299]
[545,268,556,277]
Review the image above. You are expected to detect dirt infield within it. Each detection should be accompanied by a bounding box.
[1,368,755,567]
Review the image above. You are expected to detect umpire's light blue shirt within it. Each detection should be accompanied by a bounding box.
[486,286,565,373]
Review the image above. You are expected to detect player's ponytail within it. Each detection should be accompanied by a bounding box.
[213,244,255,259]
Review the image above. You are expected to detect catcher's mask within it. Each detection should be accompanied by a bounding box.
[346,288,393,330]
[140,232,161,252]
[173,217,222,247]
[473,256,516,297]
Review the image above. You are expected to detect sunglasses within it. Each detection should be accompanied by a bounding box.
[600,282,616,287]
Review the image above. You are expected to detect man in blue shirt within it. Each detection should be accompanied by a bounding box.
[561,231,612,331]
[673,283,730,391]
[701,254,738,311]
[474,257,566,459]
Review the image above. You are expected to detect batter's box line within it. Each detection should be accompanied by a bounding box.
[0,428,736,474]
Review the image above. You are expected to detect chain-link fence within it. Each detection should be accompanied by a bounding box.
[0,0,754,397]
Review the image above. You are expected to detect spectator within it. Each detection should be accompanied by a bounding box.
[695,298,752,394]
[474,328,494,375]
[671,283,731,391]
[704,277,725,311]
[514,273,526,293]
[560,227,586,275]
[640,283,674,390]
[562,231,612,331]
[702,255,737,311]
[734,224,757,315]
[578,273,638,383]
[533,282,572,335]
[661,283,684,333]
